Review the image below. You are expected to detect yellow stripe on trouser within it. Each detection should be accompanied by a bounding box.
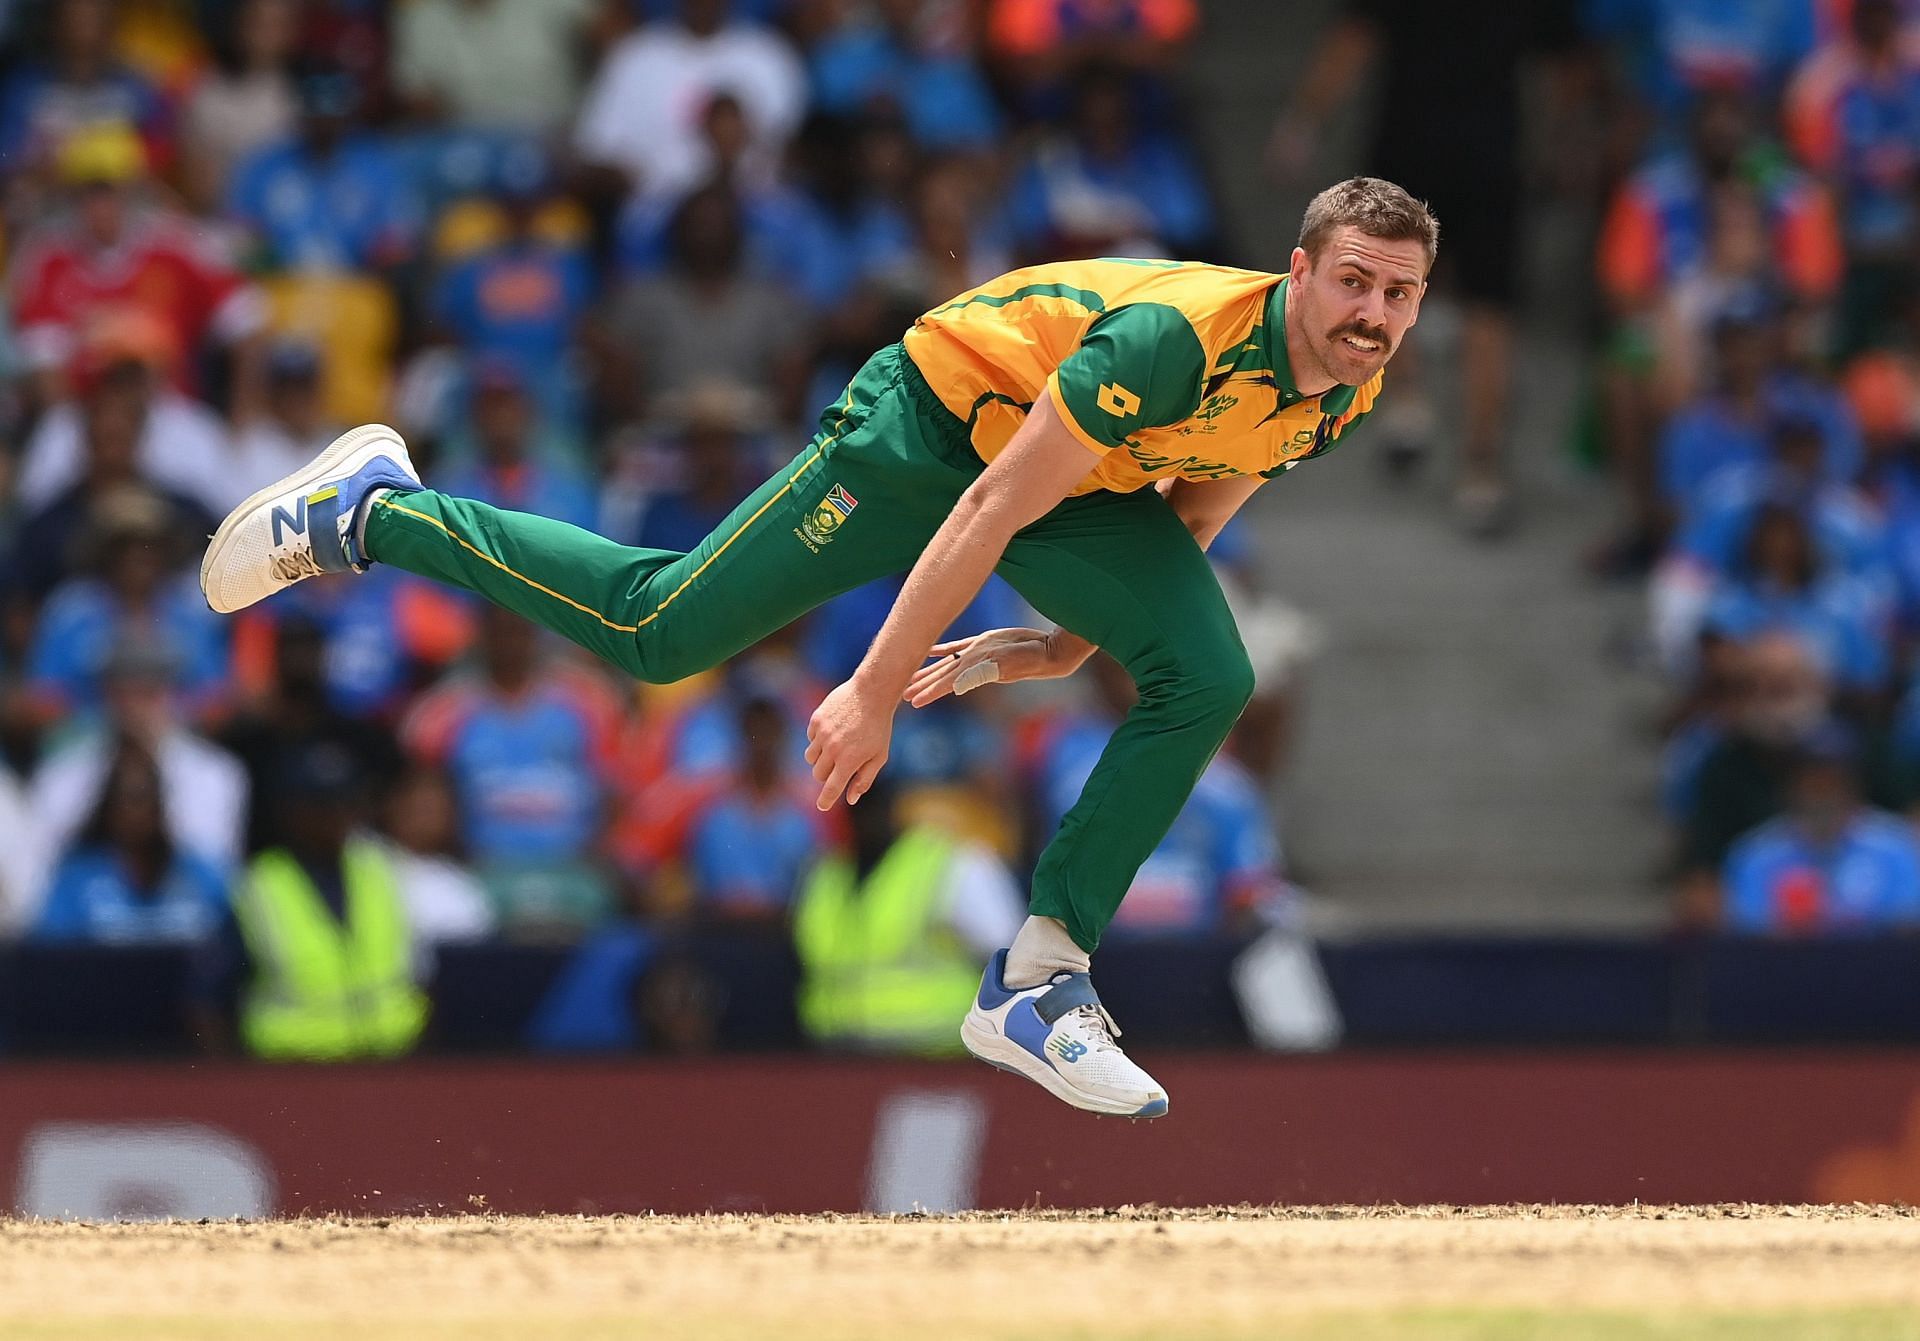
[372,445,828,636]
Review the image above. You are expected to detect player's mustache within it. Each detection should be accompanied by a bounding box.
[1330,321,1391,349]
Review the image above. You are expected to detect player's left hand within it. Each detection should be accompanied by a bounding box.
[805,677,895,809]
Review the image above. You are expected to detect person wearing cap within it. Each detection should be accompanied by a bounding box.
[230,341,336,499]
[9,120,265,402]
[226,742,429,1060]
[25,482,229,721]
[617,381,772,553]
[225,66,422,274]
[1723,723,1920,934]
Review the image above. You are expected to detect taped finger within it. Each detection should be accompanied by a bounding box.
[953,658,1001,696]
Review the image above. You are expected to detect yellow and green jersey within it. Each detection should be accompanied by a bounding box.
[901,258,1382,497]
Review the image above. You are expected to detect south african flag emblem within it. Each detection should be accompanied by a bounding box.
[824,484,858,520]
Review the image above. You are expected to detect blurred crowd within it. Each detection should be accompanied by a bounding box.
[0,0,1314,1059]
[10,0,1916,1062]
[1578,0,1920,937]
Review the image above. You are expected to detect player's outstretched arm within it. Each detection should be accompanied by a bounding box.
[804,390,1096,809]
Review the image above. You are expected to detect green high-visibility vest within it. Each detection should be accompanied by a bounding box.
[793,826,981,1057]
[235,839,429,1062]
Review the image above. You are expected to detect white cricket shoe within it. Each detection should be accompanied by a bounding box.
[200,423,420,614]
[960,950,1169,1118]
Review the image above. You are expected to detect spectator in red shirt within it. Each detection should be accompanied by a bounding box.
[8,121,266,407]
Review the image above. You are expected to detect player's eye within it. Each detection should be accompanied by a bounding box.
[1340,276,1360,288]
[1387,287,1408,301]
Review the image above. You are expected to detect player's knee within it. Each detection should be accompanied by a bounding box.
[1182,647,1256,725]
[626,636,702,687]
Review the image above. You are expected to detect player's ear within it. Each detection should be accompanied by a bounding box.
[1288,246,1310,284]
[1404,279,1429,329]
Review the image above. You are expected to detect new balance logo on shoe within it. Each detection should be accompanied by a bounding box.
[269,496,308,546]
[1050,1037,1087,1064]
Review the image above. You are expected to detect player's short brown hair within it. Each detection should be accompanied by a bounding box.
[1298,177,1440,273]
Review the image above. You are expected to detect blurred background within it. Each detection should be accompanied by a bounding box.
[3,0,1920,1217]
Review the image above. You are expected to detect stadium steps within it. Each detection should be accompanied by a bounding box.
[1194,0,1668,930]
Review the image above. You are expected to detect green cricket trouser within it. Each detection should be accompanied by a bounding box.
[364,343,1254,951]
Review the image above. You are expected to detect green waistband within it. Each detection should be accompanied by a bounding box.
[894,344,984,475]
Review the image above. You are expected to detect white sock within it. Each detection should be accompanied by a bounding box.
[1002,916,1090,988]
[352,487,393,561]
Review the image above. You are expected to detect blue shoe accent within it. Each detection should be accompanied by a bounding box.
[974,950,1019,1011]
[1131,1096,1169,1119]
[1002,999,1056,1064]
[310,457,418,573]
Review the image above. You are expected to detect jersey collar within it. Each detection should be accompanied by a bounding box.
[1265,277,1359,417]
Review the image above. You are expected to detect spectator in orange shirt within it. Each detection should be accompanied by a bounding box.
[1595,87,1843,569]
[987,0,1198,118]
[1784,0,1920,355]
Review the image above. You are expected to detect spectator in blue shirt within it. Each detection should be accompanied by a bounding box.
[618,94,857,313]
[226,67,422,273]
[809,0,1002,151]
[402,606,627,933]
[617,384,769,553]
[435,364,599,532]
[31,740,230,945]
[1005,62,1216,262]
[1703,503,1892,697]
[1586,0,1818,122]
[1724,725,1920,934]
[0,0,171,173]
[1027,656,1289,938]
[1658,307,1779,520]
[1679,409,1888,582]
[431,172,593,425]
[27,486,230,722]
[679,696,825,924]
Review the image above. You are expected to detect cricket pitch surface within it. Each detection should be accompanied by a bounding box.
[4,1204,1919,1340]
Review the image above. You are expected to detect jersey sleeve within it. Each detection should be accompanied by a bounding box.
[1047,302,1207,455]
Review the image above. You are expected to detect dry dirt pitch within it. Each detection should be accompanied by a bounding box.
[4,1205,1920,1340]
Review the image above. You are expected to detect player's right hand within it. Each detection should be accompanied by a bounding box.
[903,627,1094,707]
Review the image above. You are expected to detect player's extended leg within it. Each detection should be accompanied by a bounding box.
[958,483,1253,1119]
[1001,487,1255,950]
[200,347,974,684]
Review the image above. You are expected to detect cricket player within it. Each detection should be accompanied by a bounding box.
[201,177,1436,1118]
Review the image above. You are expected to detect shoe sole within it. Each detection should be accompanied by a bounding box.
[200,423,416,614]
[959,1010,1168,1119]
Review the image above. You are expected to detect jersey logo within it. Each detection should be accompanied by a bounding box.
[795,483,859,552]
[1196,392,1238,422]
[1096,382,1141,418]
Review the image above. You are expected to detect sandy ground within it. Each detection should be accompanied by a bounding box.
[3,1205,1920,1340]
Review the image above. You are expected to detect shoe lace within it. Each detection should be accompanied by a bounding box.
[270,547,324,583]
[1066,1002,1124,1053]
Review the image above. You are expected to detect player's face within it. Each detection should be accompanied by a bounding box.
[1288,228,1427,387]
